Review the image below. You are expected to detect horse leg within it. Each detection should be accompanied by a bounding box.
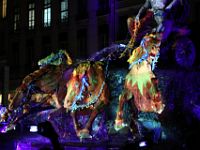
[115,89,132,130]
[80,100,104,138]
[47,92,64,120]
[51,93,62,109]
[71,111,81,136]
[48,107,65,122]
[129,97,143,139]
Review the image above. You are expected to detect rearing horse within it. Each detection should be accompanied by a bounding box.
[115,33,165,131]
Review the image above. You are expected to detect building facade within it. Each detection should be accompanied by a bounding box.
[0,0,199,105]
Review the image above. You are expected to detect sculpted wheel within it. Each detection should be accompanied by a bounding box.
[175,37,196,68]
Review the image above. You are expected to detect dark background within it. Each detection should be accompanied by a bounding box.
[0,0,199,105]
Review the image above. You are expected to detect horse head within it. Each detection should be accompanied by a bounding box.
[0,85,33,133]
[64,61,90,112]
[128,33,161,70]
[63,61,109,138]
[64,61,108,112]
[38,50,72,68]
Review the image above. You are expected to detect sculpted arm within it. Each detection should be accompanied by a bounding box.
[166,0,180,10]
[136,0,151,20]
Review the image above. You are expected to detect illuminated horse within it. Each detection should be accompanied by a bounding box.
[64,61,109,138]
[0,51,109,139]
[115,33,165,133]
[0,50,73,131]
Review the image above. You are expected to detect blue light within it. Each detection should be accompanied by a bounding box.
[119,44,126,48]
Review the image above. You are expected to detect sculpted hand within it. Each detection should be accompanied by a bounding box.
[165,5,172,11]
[135,15,140,22]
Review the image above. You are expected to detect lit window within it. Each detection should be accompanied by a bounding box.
[2,0,7,18]
[28,3,35,30]
[43,0,51,27]
[14,8,20,31]
[60,0,68,22]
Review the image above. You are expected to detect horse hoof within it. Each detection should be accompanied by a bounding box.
[76,130,81,137]
[62,132,69,138]
[114,120,128,131]
[79,129,92,139]
[0,119,5,123]
[47,115,52,121]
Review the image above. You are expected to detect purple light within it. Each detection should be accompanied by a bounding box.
[0,126,7,133]
[0,123,16,133]
[0,106,7,116]
[139,141,147,147]
[16,135,52,150]
[16,143,32,150]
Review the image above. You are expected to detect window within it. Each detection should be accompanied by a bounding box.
[0,32,5,55]
[97,0,109,15]
[58,32,68,50]
[14,8,20,31]
[195,2,200,24]
[42,35,51,56]
[117,16,129,41]
[28,2,35,30]
[77,0,88,19]
[43,0,51,27]
[99,25,109,50]
[26,39,35,72]
[11,42,20,77]
[2,0,7,18]
[77,29,87,58]
[60,0,68,22]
